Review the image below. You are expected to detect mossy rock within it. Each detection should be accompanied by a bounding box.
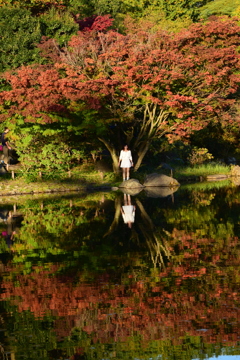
[118,178,144,189]
[143,173,180,187]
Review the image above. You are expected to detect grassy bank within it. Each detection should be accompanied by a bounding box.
[0,162,232,196]
[0,164,116,196]
[173,163,231,181]
[131,162,231,183]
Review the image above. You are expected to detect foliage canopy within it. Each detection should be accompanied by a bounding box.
[0,17,239,171]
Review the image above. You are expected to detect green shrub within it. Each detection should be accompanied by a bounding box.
[40,7,78,46]
[188,147,214,166]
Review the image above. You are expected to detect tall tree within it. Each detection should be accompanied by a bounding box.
[0,17,239,171]
[0,8,42,72]
[0,7,78,73]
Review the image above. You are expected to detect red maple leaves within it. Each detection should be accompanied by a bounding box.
[0,17,239,141]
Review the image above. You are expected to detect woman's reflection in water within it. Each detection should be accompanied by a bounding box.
[105,193,171,267]
[121,193,136,228]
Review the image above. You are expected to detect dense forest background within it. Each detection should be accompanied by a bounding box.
[0,0,239,175]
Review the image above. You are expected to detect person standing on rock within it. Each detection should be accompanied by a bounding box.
[119,145,133,181]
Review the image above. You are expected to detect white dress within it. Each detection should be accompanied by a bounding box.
[122,205,135,224]
[119,150,132,168]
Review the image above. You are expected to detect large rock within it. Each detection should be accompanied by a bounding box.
[144,186,179,198]
[119,188,143,196]
[143,173,180,187]
[118,178,144,189]
[231,165,240,177]
[231,178,240,186]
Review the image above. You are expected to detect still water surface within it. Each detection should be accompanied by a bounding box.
[0,181,240,360]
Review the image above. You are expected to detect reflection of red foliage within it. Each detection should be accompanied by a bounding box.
[70,348,84,360]
[2,233,240,346]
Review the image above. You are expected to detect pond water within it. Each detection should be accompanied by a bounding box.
[0,180,240,360]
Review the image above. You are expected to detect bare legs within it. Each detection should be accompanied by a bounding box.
[122,167,130,181]
[123,193,131,205]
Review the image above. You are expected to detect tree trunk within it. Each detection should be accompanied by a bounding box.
[132,105,169,171]
[98,137,119,173]
[134,141,150,171]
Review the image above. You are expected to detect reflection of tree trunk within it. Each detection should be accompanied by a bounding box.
[98,137,119,173]
[136,200,154,230]
[0,347,15,360]
[104,197,122,237]
[136,199,171,268]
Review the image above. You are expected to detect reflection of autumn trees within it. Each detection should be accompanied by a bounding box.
[2,186,240,358]
[105,194,172,267]
[136,199,171,268]
[6,186,238,264]
[148,186,240,243]
[8,193,115,251]
[2,231,240,353]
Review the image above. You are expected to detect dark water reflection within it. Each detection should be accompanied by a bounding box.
[1,182,240,359]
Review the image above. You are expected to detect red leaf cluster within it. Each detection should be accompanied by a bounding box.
[0,17,239,135]
[75,15,114,33]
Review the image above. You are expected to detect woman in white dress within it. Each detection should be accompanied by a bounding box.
[118,145,133,181]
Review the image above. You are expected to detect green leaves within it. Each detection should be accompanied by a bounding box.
[39,7,78,46]
[0,6,79,72]
[0,8,42,72]
[200,0,240,18]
